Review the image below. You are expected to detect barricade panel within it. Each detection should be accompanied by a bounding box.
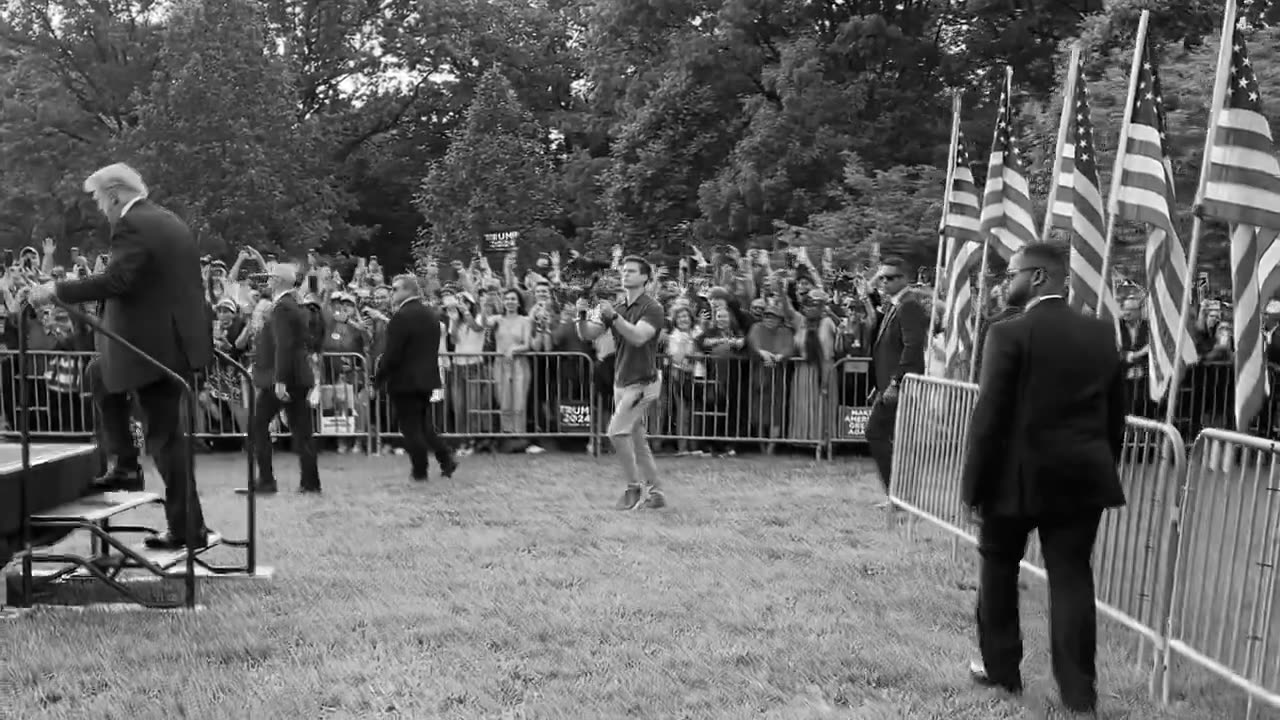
[371,351,595,445]
[1164,429,1280,710]
[641,354,827,451]
[0,350,96,440]
[828,356,876,450]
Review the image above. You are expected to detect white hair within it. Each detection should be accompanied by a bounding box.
[83,163,149,198]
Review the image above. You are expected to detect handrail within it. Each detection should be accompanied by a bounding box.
[17,297,200,609]
[211,348,257,573]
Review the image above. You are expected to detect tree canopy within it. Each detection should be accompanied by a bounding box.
[0,0,1276,282]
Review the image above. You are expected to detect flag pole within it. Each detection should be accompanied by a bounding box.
[969,66,1013,384]
[1163,0,1237,430]
[1098,11,1149,322]
[928,92,963,376]
[1042,44,1081,244]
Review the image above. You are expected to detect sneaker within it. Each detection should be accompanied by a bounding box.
[643,490,666,509]
[615,486,643,510]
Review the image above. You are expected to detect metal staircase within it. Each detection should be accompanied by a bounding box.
[5,300,263,611]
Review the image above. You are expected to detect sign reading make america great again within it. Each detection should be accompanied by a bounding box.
[483,230,520,253]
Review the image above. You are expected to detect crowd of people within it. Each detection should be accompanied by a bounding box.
[4,224,1278,455]
[1,235,941,457]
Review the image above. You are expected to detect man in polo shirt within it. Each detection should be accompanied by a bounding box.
[577,255,667,510]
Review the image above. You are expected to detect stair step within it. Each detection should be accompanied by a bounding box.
[30,492,163,523]
[124,533,222,571]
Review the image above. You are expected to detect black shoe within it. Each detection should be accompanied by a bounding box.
[410,472,429,482]
[968,661,1022,695]
[91,467,144,493]
[297,485,322,494]
[144,530,211,550]
[615,486,643,510]
[439,456,458,479]
[235,483,278,496]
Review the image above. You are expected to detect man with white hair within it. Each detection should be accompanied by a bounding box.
[241,262,321,494]
[29,162,213,550]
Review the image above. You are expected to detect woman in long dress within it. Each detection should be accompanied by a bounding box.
[789,289,837,445]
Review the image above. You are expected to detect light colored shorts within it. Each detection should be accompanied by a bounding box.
[607,373,663,436]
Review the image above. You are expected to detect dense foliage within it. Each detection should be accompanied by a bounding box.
[0,0,1276,282]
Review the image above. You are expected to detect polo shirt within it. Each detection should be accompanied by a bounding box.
[612,291,665,387]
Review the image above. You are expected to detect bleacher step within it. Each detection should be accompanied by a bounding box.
[30,491,163,523]
[123,532,222,571]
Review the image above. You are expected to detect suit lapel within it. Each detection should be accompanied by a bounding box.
[875,303,898,345]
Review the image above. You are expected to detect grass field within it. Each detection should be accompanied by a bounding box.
[0,451,1259,719]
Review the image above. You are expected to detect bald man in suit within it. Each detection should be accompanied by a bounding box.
[30,163,213,550]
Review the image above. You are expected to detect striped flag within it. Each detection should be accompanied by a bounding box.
[1200,28,1280,430]
[942,129,982,242]
[978,71,1038,260]
[942,131,983,377]
[1112,37,1197,403]
[1049,66,1118,322]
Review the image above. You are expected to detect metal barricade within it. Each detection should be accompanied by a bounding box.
[1123,362,1280,445]
[197,352,252,439]
[890,373,1186,699]
[306,352,372,443]
[886,374,980,539]
[1163,429,1280,715]
[0,349,96,440]
[371,351,595,445]
[643,354,826,456]
[826,356,876,457]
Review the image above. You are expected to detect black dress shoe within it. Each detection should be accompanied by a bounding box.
[410,472,429,482]
[91,467,144,493]
[297,485,322,494]
[968,661,1022,694]
[143,530,211,550]
[439,457,458,479]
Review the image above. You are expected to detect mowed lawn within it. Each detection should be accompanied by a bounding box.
[0,450,1254,719]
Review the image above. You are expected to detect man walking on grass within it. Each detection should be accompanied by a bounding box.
[576,256,666,510]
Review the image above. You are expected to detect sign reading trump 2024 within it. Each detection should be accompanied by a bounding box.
[483,230,520,254]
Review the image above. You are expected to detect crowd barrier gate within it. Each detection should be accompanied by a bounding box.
[1163,429,1280,717]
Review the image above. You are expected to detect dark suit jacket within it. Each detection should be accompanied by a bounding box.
[251,292,314,390]
[373,298,442,394]
[973,306,1023,380]
[869,293,928,393]
[56,199,212,393]
[1266,326,1280,365]
[961,297,1127,519]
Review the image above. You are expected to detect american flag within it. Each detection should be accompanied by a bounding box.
[942,131,982,376]
[1048,65,1118,322]
[978,71,1038,260]
[1112,38,1196,403]
[1200,28,1280,430]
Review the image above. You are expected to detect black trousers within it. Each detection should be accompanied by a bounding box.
[134,374,206,538]
[86,358,140,471]
[864,395,897,493]
[976,511,1102,712]
[251,385,319,490]
[391,391,451,478]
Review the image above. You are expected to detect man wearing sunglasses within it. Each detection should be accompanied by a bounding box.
[865,256,927,505]
[960,242,1125,716]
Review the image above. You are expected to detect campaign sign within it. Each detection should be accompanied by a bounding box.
[559,404,591,429]
[837,406,872,440]
[483,230,520,254]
